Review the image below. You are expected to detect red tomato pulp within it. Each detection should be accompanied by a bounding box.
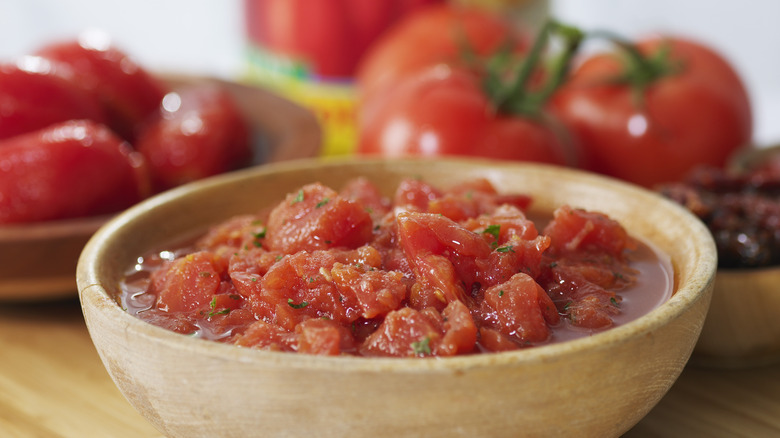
[121,177,673,357]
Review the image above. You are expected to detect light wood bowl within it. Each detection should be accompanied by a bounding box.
[685,145,780,367]
[693,268,780,367]
[77,157,716,438]
[0,75,320,301]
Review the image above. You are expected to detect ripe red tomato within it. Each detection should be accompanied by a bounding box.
[135,84,252,192]
[549,36,753,187]
[0,58,107,140]
[357,66,574,165]
[244,0,443,79]
[36,35,168,142]
[356,3,528,116]
[0,120,150,223]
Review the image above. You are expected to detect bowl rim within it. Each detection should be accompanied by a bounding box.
[78,156,717,373]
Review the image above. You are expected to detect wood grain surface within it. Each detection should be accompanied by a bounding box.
[1,297,778,438]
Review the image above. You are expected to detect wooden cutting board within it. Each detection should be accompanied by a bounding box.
[1,297,778,437]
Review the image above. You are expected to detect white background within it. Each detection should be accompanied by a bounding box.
[1,0,778,145]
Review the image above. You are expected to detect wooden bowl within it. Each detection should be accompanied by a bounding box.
[77,157,716,438]
[690,144,780,367]
[0,76,320,301]
[693,268,780,368]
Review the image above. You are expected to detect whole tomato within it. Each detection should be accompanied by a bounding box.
[358,66,573,165]
[356,3,529,117]
[135,84,252,192]
[244,0,443,79]
[0,120,149,224]
[357,20,583,165]
[36,33,169,142]
[549,36,753,187]
[0,57,107,140]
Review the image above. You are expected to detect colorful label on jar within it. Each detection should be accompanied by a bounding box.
[244,44,357,157]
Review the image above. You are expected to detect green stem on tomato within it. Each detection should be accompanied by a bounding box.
[487,20,584,118]
[587,30,683,106]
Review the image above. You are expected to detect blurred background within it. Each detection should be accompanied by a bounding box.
[1,0,778,145]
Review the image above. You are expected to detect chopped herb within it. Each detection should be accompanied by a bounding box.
[498,290,505,297]
[549,261,558,268]
[253,228,267,239]
[199,271,212,278]
[316,198,330,208]
[308,277,316,283]
[208,308,231,317]
[252,240,262,248]
[287,298,309,309]
[411,337,432,356]
[275,255,283,261]
[613,271,625,280]
[610,297,620,307]
[251,277,258,282]
[483,224,501,248]
[563,300,573,312]
[292,189,304,204]
[229,294,241,300]
[365,207,374,214]
[496,245,515,253]
[206,297,231,317]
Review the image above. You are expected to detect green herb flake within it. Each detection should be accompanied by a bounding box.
[292,190,305,204]
[287,298,309,309]
[199,271,212,278]
[610,297,620,307]
[208,308,231,317]
[498,290,505,297]
[316,198,330,208]
[411,337,432,356]
[496,245,515,253]
[483,224,500,238]
[253,228,267,239]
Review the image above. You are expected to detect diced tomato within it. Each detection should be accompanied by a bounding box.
[152,251,222,313]
[296,318,357,355]
[330,262,407,319]
[541,263,621,329]
[543,205,635,257]
[266,183,374,253]
[360,307,442,357]
[393,178,443,212]
[122,178,660,357]
[232,320,297,352]
[339,176,392,221]
[477,273,558,347]
[438,300,478,355]
[197,215,267,251]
